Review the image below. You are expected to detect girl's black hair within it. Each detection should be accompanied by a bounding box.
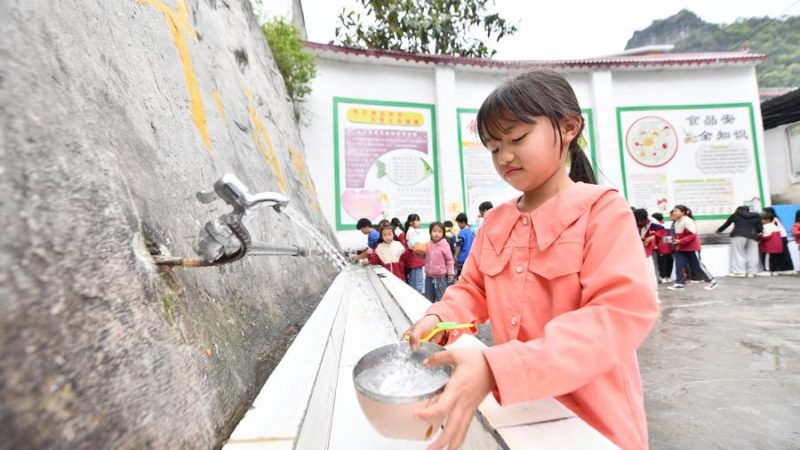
[390,217,403,231]
[476,70,596,185]
[762,206,776,220]
[795,209,800,224]
[673,204,694,219]
[404,214,420,231]
[429,221,445,235]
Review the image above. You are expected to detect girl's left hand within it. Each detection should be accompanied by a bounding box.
[447,274,455,283]
[415,349,496,450]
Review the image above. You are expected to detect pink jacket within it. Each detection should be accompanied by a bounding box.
[426,183,658,450]
[425,238,455,278]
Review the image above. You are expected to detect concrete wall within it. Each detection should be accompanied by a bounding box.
[764,122,800,203]
[0,1,337,448]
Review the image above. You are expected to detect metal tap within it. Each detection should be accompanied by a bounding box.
[154,174,311,268]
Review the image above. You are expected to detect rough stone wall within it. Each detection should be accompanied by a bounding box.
[0,1,338,448]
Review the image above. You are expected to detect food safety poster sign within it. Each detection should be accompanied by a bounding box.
[457,108,596,222]
[617,104,765,220]
[333,97,440,229]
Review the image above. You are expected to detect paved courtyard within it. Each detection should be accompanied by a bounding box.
[641,275,800,449]
[476,275,800,449]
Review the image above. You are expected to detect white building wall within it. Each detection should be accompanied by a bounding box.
[765,124,795,196]
[301,54,769,273]
[608,66,769,235]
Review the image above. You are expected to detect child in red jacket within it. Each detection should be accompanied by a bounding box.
[759,214,783,275]
[668,205,718,291]
[368,224,406,280]
[652,212,674,283]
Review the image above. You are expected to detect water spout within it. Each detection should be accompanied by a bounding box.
[153,174,313,268]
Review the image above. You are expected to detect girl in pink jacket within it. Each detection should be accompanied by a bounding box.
[406,70,659,450]
[424,222,455,303]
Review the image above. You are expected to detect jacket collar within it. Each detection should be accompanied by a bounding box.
[484,183,616,253]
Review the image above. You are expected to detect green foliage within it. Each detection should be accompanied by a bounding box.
[631,10,800,88]
[674,15,800,88]
[626,9,718,50]
[332,0,517,58]
[262,18,317,102]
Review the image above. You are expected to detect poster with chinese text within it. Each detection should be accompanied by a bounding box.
[333,98,440,229]
[617,104,765,219]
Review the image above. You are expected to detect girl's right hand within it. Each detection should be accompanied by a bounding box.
[404,315,444,352]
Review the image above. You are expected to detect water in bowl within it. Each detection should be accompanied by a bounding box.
[356,355,449,398]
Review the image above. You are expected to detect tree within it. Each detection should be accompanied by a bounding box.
[332,0,517,58]
[262,18,317,102]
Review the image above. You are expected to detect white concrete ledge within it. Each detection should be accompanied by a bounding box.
[224,266,618,449]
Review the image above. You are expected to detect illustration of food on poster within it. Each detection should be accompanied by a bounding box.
[334,99,439,229]
[618,104,764,219]
[457,109,595,220]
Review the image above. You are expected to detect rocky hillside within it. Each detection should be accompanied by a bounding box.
[626,9,800,88]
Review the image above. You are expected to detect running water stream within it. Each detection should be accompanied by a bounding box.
[283,206,349,270]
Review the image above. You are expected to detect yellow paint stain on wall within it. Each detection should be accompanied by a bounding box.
[289,147,320,210]
[138,0,211,151]
[346,108,424,127]
[212,90,225,121]
[244,85,287,192]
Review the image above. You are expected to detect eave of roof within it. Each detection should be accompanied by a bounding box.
[305,41,766,73]
[761,88,800,129]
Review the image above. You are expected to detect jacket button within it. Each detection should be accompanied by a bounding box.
[522,217,529,225]
[511,316,519,326]
[516,265,524,273]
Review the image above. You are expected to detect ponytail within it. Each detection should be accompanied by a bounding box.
[568,142,596,184]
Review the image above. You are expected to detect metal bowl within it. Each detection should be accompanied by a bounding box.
[353,341,451,440]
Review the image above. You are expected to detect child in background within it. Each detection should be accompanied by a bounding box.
[793,210,800,251]
[652,212,674,283]
[473,201,494,234]
[403,214,427,294]
[453,213,474,279]
[350,218,379,263]
[405,70,658,450]
[424,222,455,302]
[762,207,795,274]
[668,205,719,290]
[391,217,407,246]
[759,214,783,275]
[634,209,662,297]
[443,220,456,255]
[368,224,406,279]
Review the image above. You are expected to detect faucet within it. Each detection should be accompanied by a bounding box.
[153,174,312,268]
[197,174,290,215]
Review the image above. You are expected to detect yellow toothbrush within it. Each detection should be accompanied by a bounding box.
[410,322,475,342]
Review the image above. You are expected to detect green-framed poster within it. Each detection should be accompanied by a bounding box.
[456,108,596,221]
[616,103,765,220]
[333,97,441,230]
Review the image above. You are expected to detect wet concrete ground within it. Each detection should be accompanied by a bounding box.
[641,276,800,449]
[475,275,800,449]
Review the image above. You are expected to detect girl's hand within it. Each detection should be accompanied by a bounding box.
[447,274,455,283]
[415,349,496,450]
[404,315,444,352]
